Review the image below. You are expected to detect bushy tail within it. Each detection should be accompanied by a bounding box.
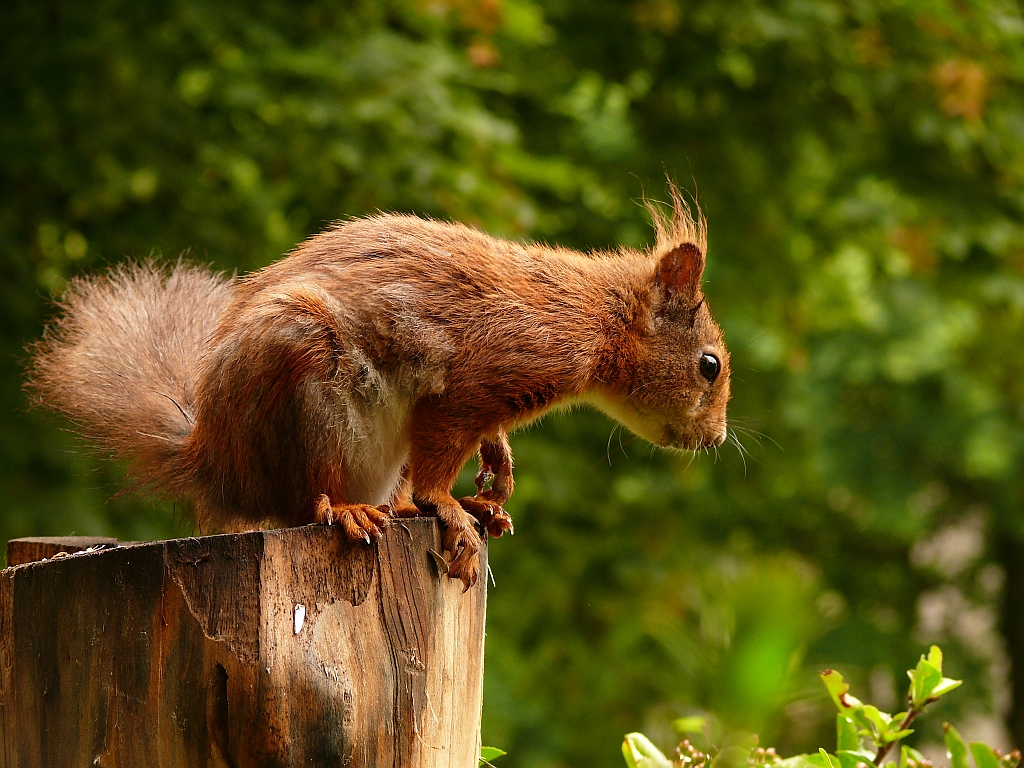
[27,262,235,493]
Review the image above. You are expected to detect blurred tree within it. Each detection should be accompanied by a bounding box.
[3,0,1024,767]
[480,0,1024,762]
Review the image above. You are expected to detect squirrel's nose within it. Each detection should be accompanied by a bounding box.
[710,431,726,448]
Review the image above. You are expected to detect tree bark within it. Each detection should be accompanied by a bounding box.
[0,519,487,767]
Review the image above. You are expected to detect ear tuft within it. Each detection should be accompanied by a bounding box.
[657,243,705,303]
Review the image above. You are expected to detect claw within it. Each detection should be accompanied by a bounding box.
[428,548,450,575]
[491,513,513,538]
[314,496,393,544]
[449,550,479,592]
[457,496,514,539]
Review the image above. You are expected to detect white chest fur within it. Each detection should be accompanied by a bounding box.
[333,372,414,506]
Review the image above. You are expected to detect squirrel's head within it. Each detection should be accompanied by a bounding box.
[591,194,730,452]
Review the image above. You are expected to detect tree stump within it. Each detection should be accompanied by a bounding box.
[0,519,487,767]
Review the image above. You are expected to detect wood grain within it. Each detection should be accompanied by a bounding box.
[0,519,487,767]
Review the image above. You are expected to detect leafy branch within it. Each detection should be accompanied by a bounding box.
[821,645,962,766]
[620,645,1020,768]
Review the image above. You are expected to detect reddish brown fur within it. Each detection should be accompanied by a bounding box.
[27,186,730,587]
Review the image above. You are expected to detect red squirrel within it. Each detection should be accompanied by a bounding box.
[27,187,730,588]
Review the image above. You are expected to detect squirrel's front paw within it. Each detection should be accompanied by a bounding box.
[458,496,514,538]
[474,466,513,507]
[314,494,391,543]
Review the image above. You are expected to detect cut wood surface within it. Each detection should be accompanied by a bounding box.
[5,535,122,567]
[0,518,487,767]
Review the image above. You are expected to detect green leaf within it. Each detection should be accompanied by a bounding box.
[821,670,863,712]
[901,747,933,768]
[911,658,943,707]
[623,741,638,768]
[903,747,929,766]
[932,678,963,698]
[944,724,970,768]
[928,646,943,673]
[837,715,861,752]
[970,743,1001,768]
[623,734,673,768]
[480,747,507,765]
[820,748,841,768]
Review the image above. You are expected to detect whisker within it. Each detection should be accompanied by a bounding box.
[728,429,749,477]
[618,425,628,459]
[728,419,779,437]
[729,423,768,434]
[730,425,782,451]
[733,438,747,476]
[729,427,763,447]
[733,429,751,454]
[728,417,772,427]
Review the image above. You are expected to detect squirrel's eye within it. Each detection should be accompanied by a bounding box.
[699,353,720,382]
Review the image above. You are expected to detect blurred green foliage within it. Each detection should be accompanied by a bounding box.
[4,0,1024,766]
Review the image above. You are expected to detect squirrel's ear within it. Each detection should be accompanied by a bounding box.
[656,243,705,304]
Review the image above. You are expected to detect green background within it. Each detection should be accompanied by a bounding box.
[4,0,1024,764]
